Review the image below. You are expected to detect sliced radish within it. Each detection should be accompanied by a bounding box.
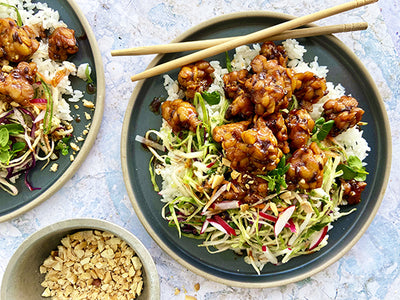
[30,98,47,104]
[308,226,328,251]
[212,200,240,211]
[206,161,216,168]
[207,218,228,235]
[274,205,296,236]
[33,110,46,124]
[200,219,209,234]
[288,212,312,246]
[212,215,237,236]
[287,219,297,234]
[262,245,278,265]
[259,211,278,223]
[259,210,296,233]
[201,210,220,217]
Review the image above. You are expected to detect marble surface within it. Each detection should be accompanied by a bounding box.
[1,0,400,299]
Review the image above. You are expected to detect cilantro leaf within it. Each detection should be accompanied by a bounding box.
[336,155,368,181]
[311,117,334,141]
[201,91,220,105]
[0,124,26,164]
[0,149,10,164]
[85,64,93,84]
[258,157,290,193]
[317,120,334,141]
[0,127,9,147]
[0,124,24,135]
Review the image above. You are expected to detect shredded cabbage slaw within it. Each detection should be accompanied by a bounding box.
[137,43,367,273]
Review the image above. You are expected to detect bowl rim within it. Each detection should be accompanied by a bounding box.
[121,11,392,288]
[0,0,106,223]
[1,218,160,299]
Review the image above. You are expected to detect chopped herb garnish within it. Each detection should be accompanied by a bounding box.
[0,123,24,135]
[336,155,368,181]
[85,64,93,84]
[312,117,334,141]
[258,156,290,193]
[0,127,9,148]
[55,136,71,156]
[201,91,220,105]
[85,64,96,94]
[0,126,26,164]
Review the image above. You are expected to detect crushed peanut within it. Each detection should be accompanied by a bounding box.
[240,204,249,212]
[2,65,13,72]
[82,99,95,109]
[280,191,295,203]
[211,174,224,189]
[230,169,240,180]
[69,142,80,152]
[50,163,58,172]
[40,230,144,299]
[300,200,314,213]
[221,157,231,167]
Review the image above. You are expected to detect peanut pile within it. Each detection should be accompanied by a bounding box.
[40,230,143,300]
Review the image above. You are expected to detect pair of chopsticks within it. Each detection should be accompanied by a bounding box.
[111,0,377,82]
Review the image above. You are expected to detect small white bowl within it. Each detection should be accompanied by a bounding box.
[1,218,160,300]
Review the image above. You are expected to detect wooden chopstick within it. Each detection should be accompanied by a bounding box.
[130,0,377,82]
[112,22,368,56]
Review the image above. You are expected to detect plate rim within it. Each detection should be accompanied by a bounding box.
[121,11,392,287]
[0,0,105,223]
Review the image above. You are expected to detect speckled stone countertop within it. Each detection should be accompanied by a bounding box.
[1,0,400,299]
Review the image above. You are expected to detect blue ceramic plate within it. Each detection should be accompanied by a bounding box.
[121,11,391,287]
[0,0,105,222]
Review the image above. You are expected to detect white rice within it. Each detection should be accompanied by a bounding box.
[335,127,370,161]
[282,39,307,61]
[231,44,261,71]
[77,63,90,81]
